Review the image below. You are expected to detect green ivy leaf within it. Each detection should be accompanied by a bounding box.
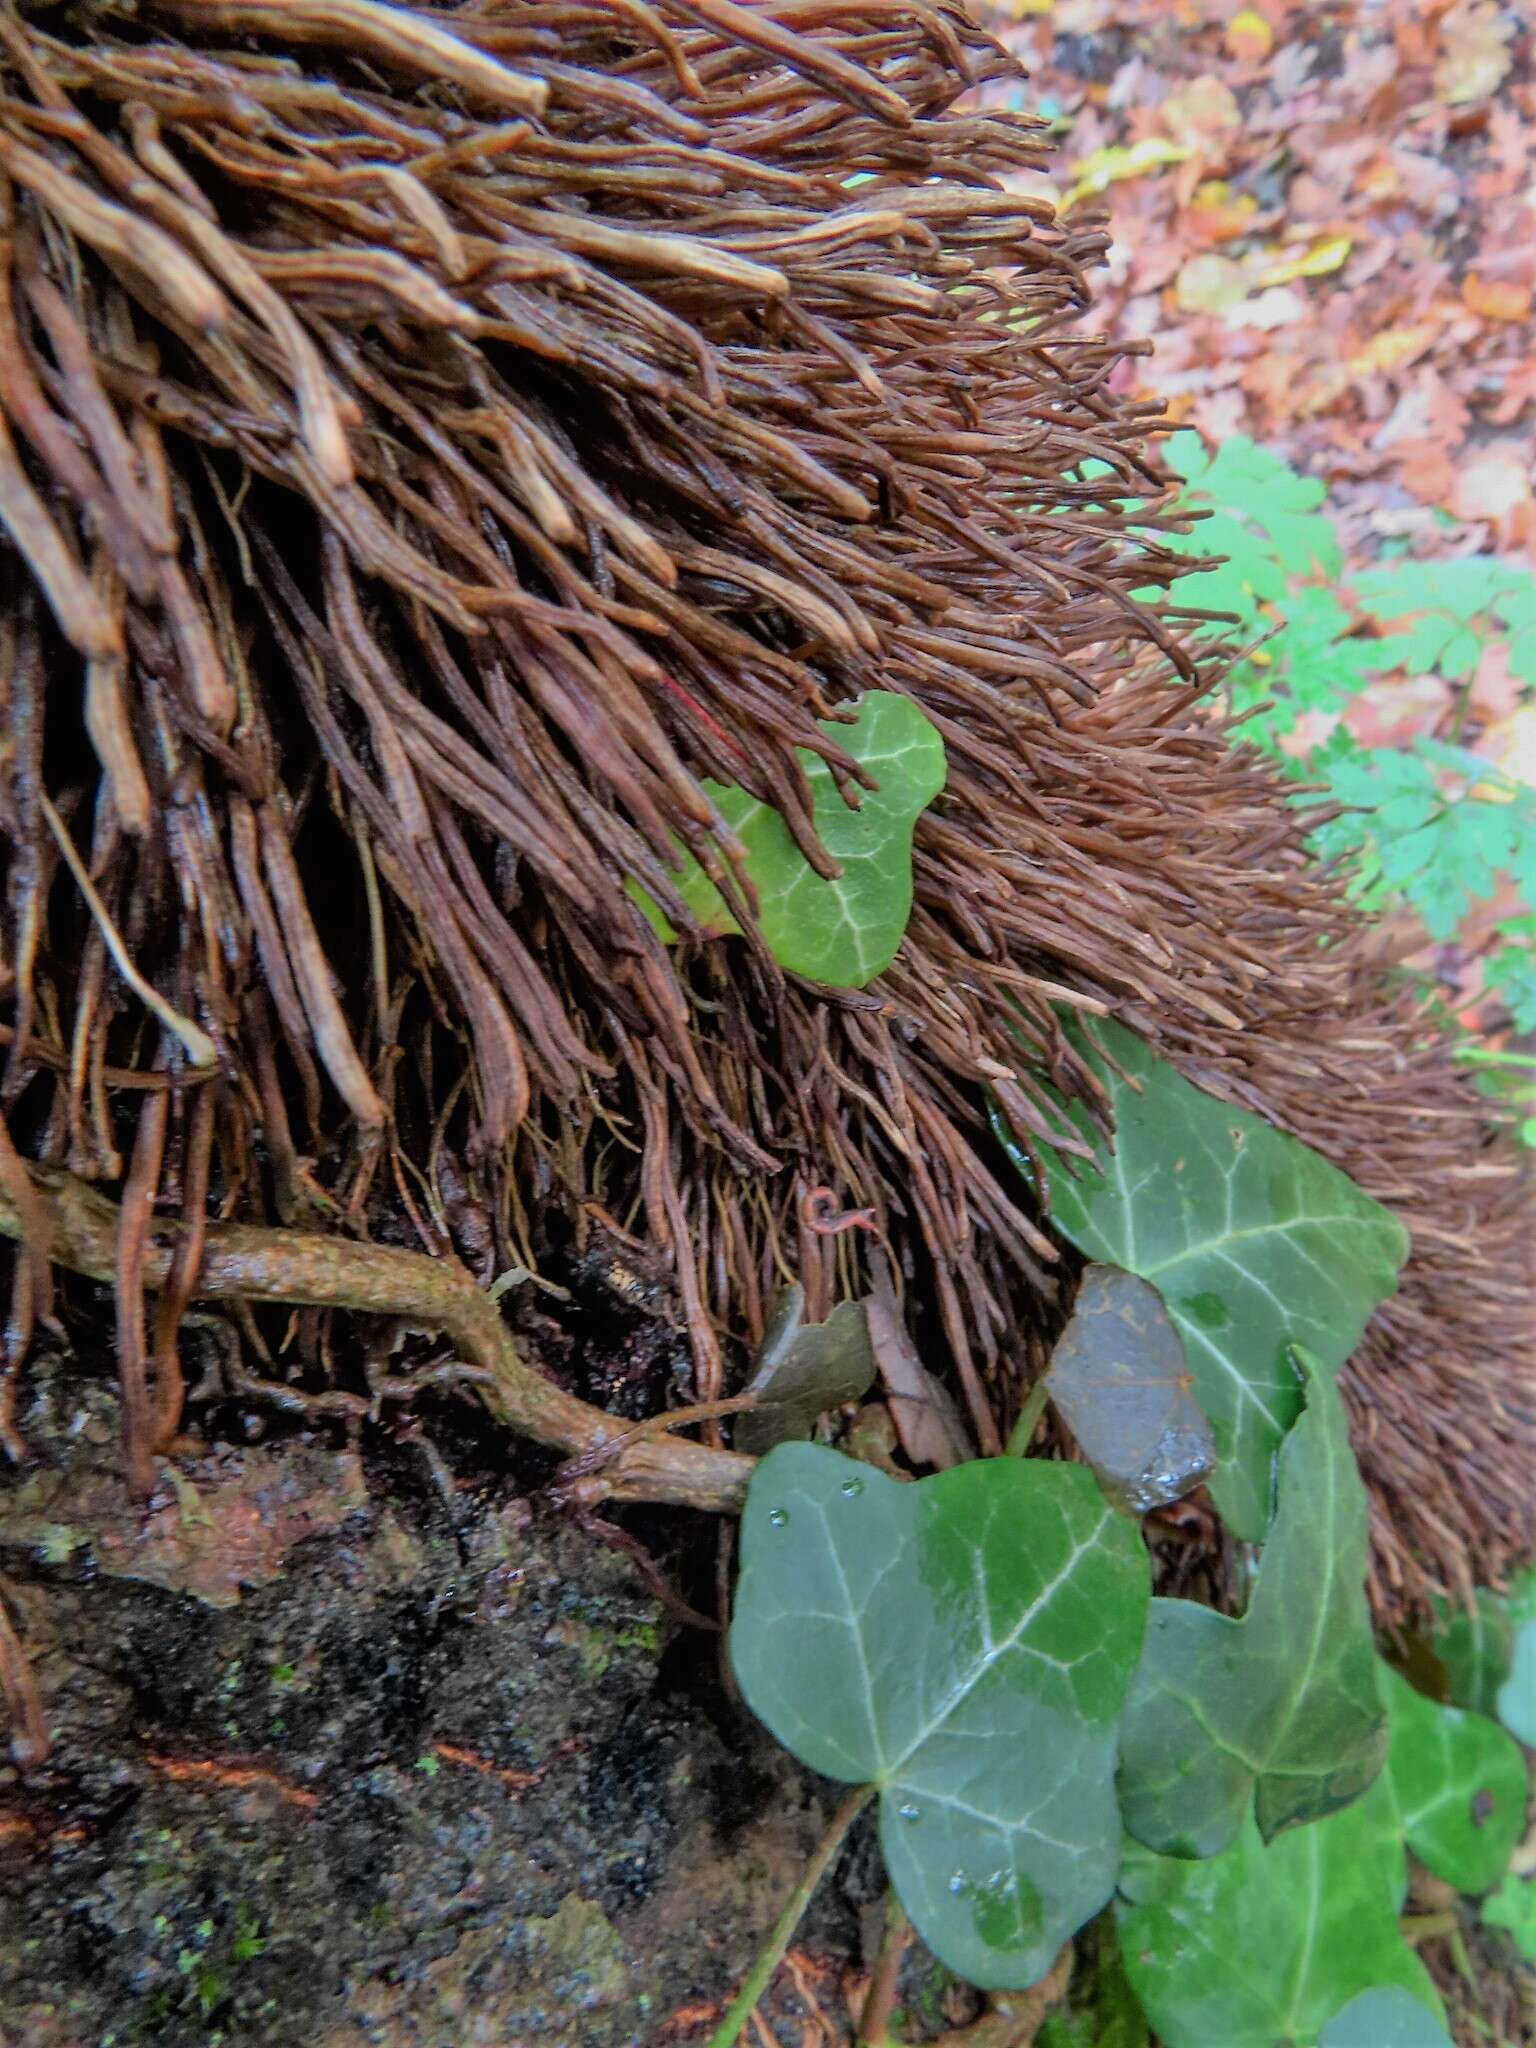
[730,1443,1150,1989]
[1117,1773,1443,2048]
[1317,1988,1454,2048]
[1379,1662,1526,1895]
[1483,1870,1536,1960]
[1031,1020,1410,1538]
[634,691,944,989]
[1118,1350,1384,1857]
[1429,1588,1514,1719]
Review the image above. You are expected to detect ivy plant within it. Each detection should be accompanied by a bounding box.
[634,690,944,987]
[1378,1660,1526,1897]
[712,1024,1530,2047]
[1118,1650,1523,2048]
[730,1442,1150,1988]
[1030,1017,1409,1540]
[1317,1989,1456,2048]
[1117,1349,1383,1858]
[1429,1561,1536,1748]
[1117,1773,1443,2048]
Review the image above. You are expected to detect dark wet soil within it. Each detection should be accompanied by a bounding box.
[0,1350,978,2048]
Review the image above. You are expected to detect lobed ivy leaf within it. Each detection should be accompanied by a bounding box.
[1044,1264,1215,1514]
[1117,1773,1443,2048]
[1118,1349,1384,1857]
[730,1443,1150,1989]
[1317,1989,1454,2048]
[1379,1661,1526,1896]
[634,691,944,989]
[1031,1020,1409,1538]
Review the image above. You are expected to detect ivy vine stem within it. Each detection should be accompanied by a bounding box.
[857,1890,911,2045]
[706,1783,875,2048]
[1005,1374,1053,1456]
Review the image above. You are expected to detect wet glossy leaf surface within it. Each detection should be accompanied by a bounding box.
[733,1288,875,1457]
[1045,1264,1215,1514]
[1032,1019,1409,1538]
[1118,1351,1384,1856]
[1317,1988,1454,2048]
[731,1443,1149,1988]
[1118,1772,1442,2048]
[1380,1661,1526,1895]
[637,692,944,988]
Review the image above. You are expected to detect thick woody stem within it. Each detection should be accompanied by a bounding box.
[0,1161,753,1513]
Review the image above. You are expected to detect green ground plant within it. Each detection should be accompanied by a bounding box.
[1150,433,1536,1140]
[670,695,1532,2048]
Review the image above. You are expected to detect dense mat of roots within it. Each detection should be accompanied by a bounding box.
[0,0,1528,1616]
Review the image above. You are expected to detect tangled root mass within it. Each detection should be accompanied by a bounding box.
[0,0,1528,1616]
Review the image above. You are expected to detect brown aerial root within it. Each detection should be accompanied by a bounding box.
[0,1157,751,1515]
[0,0,1527,1624]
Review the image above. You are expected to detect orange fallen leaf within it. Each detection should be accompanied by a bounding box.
[1225,9,1274,61]
[1462,272,1531,322]
[1188,179,1259,243]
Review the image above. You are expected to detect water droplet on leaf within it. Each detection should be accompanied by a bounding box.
[840,1477,864,1498]
[767,1508,788,1529]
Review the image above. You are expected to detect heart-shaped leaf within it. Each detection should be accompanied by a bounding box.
[1379,1661,1526,1895]
[733,1288,875,1457]
[1031,1019,1409,1539]
[1118,1349,1384,1857]
[1117,1773,1443,2048]
[1317,1989,1454,2048]
[1044,1264,1215,1514]
[730,1442,1150,1989]
[635,692,945,988]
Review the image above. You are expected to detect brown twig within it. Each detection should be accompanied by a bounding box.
[0,1158,753,1513]
[116,1091,168,1496]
